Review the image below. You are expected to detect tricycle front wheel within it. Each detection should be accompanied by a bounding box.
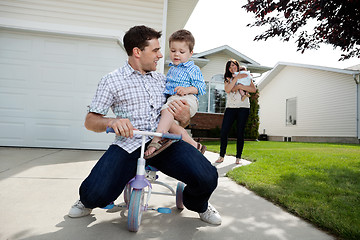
[127,189,145,232]
[176,182,185,210]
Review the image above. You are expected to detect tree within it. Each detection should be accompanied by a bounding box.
[244,89,259,140]
[243,0,360,60]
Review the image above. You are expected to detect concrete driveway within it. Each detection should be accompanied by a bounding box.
[0,147,334,240]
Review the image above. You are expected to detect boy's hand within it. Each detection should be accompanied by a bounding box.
[174,86,189,96]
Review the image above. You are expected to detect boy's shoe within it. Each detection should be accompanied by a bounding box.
[68,200,92,218]
[197,143,207,154]
[199,203,222,225]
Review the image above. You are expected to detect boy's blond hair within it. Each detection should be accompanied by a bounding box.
[169,29,195,52]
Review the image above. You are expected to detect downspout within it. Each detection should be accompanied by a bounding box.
[354,74,360,140]
[159,0,168,74]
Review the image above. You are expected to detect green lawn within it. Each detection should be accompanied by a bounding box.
[203,141,360,240]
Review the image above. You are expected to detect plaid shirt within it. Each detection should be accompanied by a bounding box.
[88,61,166,153]
[164,61,206,99]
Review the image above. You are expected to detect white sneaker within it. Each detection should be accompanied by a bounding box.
[68,200,92,218]
[199,203,222,225]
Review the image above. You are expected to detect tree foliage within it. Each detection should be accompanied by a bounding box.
[243,0,360,60]
[245,89,259,140]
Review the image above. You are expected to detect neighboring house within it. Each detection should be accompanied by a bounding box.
[165,45,272,135]
[0,0,198,149]
[257,62,360,144]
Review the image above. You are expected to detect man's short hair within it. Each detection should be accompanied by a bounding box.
[123,25,162,56]
[169,29,195,52]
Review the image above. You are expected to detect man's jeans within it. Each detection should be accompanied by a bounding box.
[79,140,218,213]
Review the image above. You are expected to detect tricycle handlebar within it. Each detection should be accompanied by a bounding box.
[106,127,182,140]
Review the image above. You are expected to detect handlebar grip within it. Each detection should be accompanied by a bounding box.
[106,127,115,133]
[162,133,182,140]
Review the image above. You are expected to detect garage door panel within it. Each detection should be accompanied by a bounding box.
[34,121,71,146]
[0,90,28,117]
[0,119,26,145]
[78,127,114,150]
[77,68,109,93]
[0,61,31,86]
[74,94,94,114]
[44,39,79,56]
[39,65,75,90]
[0,34,32,59]
[36,94,74,120]
[84,44,127,65]
[0,29,127,149]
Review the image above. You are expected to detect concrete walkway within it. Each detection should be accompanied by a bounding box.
[0,147,334,240]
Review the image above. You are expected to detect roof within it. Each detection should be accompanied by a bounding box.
[258,62,360,90]
[192,45,272,74]
[193,45,259,64]
[346,64,360,70]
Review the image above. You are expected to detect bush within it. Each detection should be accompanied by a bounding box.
[193,89,260,139]
[245,89,259,140]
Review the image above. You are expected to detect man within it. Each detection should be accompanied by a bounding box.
[68,25,221,225]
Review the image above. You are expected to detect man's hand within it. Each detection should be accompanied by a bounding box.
[108,118,134,138]
[84,112,134,138]
[167,99,191,127]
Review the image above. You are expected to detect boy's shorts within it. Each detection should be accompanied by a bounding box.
[161,94,198,124]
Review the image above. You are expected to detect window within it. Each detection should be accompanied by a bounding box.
[198,74,226,113]
[286,97,297,125]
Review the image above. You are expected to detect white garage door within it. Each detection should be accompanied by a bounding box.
[0,29,127,149]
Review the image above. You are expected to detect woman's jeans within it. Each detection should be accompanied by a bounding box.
[220,107,250,159]
[79,140,218,213]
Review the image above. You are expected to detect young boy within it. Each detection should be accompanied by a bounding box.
[234,66,252,101]
[145,29,206,158]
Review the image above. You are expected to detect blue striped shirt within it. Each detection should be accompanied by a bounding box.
[164,61,206,99]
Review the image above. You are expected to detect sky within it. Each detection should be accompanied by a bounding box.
[184,0,359,71]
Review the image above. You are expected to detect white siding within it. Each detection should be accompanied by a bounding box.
[0,0,165,32]
[164,53,228,80]
[201,53,229,81]
[165,0,198,58]
[259,66,357,138]
[200,52,260,81]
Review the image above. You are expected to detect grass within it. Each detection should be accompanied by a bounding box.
[203,140,360,240]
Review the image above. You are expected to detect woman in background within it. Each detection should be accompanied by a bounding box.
[215,59,256,164]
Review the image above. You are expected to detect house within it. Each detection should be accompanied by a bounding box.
[0,1,272,150]
[257,62,360,144]
[165,45,271,136]
[0,0,198,150]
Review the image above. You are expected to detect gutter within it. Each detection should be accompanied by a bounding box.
[355,74,360,140]
[0,17,125,51]
[354,73,359,84]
